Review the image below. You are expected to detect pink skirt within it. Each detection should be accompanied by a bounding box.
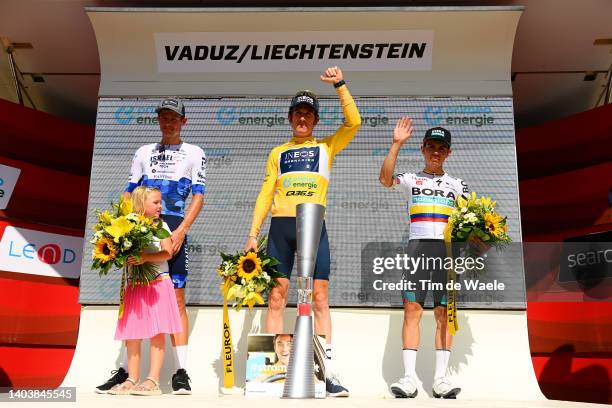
[115,276,182,340]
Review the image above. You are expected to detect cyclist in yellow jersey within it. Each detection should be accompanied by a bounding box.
[244,66,360,397]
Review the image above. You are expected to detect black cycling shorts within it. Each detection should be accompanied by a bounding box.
[162,214,189,289]
[401,239,449,308]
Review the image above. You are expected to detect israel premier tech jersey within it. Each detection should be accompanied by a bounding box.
[392,171,468,240]
[249,86,361,238]
[125,142,206,217]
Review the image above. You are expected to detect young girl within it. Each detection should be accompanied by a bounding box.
[109,186,182,396]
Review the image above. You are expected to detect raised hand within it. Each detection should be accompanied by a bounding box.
[393,117,413,145]
[320,66,343,85]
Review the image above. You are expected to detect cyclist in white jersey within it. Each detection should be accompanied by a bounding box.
[96,98,204,395]
[379,117,468,399]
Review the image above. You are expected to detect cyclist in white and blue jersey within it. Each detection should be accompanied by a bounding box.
[380,117,468,400]
[96,98,204,395]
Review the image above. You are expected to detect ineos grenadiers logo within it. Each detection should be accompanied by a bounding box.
[295,95,314,105]
[114,106,157,125]
[424,106,494,127]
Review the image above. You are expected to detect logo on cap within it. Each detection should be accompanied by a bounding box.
[295,95,314,105]
[156,98,185,117]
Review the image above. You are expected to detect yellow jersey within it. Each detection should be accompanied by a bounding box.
[249,85,361,237]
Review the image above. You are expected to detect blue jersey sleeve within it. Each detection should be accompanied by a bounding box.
[191,146,206,195]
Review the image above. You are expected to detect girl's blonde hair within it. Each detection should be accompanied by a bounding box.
[130,186,161,215]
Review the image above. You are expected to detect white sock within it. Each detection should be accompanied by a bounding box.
[118,344,128,370]
[174,345,188,370]
[402,349,417,378]
[324,343,334,377]
[434,349,451,379]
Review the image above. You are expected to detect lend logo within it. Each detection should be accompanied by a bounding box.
[0,226,83,279]
[8,242,76,264]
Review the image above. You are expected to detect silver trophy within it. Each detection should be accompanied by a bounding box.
[282,203,325,399]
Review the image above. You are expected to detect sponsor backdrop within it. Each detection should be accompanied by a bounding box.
[79,96,524,308]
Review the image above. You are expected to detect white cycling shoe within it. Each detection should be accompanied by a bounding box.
[432,376,461,399]
[390,375,418,398]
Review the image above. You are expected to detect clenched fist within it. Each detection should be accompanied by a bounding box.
[320,66,343,85]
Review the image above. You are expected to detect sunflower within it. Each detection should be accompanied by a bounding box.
[93,237,118,263]
[237,252,262,281]
[484,212,505,238]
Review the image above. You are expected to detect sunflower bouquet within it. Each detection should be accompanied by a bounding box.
[217,237,285,311]
[447,191,512,255]
[91,197,170,286]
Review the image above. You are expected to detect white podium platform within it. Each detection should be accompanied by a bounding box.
[63,306,556,404]
[56,394,603,408]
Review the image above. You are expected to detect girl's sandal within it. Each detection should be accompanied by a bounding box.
[107,378,137,395]
[130,377,162,396]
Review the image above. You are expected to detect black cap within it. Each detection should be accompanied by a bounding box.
[423,127,451,147]
[155,97,185,117]
[289,90,319,116]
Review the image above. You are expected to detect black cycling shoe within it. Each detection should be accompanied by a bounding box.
[172,368,192,395]
[95,367,129,394]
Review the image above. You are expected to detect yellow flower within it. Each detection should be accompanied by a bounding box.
[93,237,117,263]
[138,214,153,226]
[237,252,262,281]
[119,198,133,216]
[479,196,492,208]
[484,212,505,238]
[227,284,246,300]
[98,211,113,225]
[105,216,134,242]
[456,196,467,209]
[244,292,265,309]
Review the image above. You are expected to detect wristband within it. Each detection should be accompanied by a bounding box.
[333,80,346,88]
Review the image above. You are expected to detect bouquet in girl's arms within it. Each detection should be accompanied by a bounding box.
[217,236,285,311]
[91,197,170,285]
[447,192,512,256]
